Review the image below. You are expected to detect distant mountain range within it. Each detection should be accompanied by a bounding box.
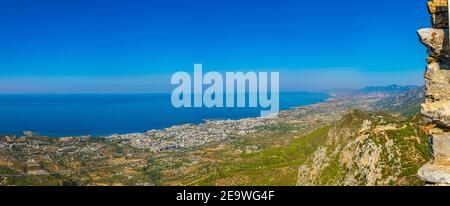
[359,85,421,94]
[326,84,423,97]
[372,85,425,116]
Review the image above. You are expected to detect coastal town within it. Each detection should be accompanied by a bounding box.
[107,118,270,152]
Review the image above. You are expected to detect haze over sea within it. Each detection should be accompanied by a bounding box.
[0,92,328,137]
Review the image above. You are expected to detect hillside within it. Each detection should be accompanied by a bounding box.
[296,110,430,185]
[161,110,429,186]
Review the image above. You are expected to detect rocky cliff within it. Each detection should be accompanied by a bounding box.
[417,0,450,185]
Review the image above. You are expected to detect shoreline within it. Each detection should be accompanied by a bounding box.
[1,92,332,138]
[1,90,351,153]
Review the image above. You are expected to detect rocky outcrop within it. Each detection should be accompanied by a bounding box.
[297,110,430,186]
[418,0,450,185]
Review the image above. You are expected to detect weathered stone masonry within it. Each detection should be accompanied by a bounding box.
[417,0,450,185]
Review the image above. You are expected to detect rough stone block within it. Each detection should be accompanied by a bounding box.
[424,62,450,102]
[418,163,450,184]
[417,28,449,58]
[422,101,450,128]
[432,133,450,160]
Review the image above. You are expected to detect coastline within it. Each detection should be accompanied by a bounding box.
[1,87,385,153]
[0,92,331,138]
[82,92,346,152]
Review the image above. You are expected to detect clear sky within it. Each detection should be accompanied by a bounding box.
[0,0,431,93]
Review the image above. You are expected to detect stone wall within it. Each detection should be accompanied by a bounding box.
[428,0,448,28]
[417,0,450,185]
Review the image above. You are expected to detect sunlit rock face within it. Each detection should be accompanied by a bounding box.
[418,0,450,185]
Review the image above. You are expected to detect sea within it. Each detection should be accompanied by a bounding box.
[0,92,329,137]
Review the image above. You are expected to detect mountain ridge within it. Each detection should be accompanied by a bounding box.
[325,84,423,97]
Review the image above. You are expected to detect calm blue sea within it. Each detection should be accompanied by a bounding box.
[0,92,329,137]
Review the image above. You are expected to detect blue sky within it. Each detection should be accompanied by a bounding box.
[0,0,431,93]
